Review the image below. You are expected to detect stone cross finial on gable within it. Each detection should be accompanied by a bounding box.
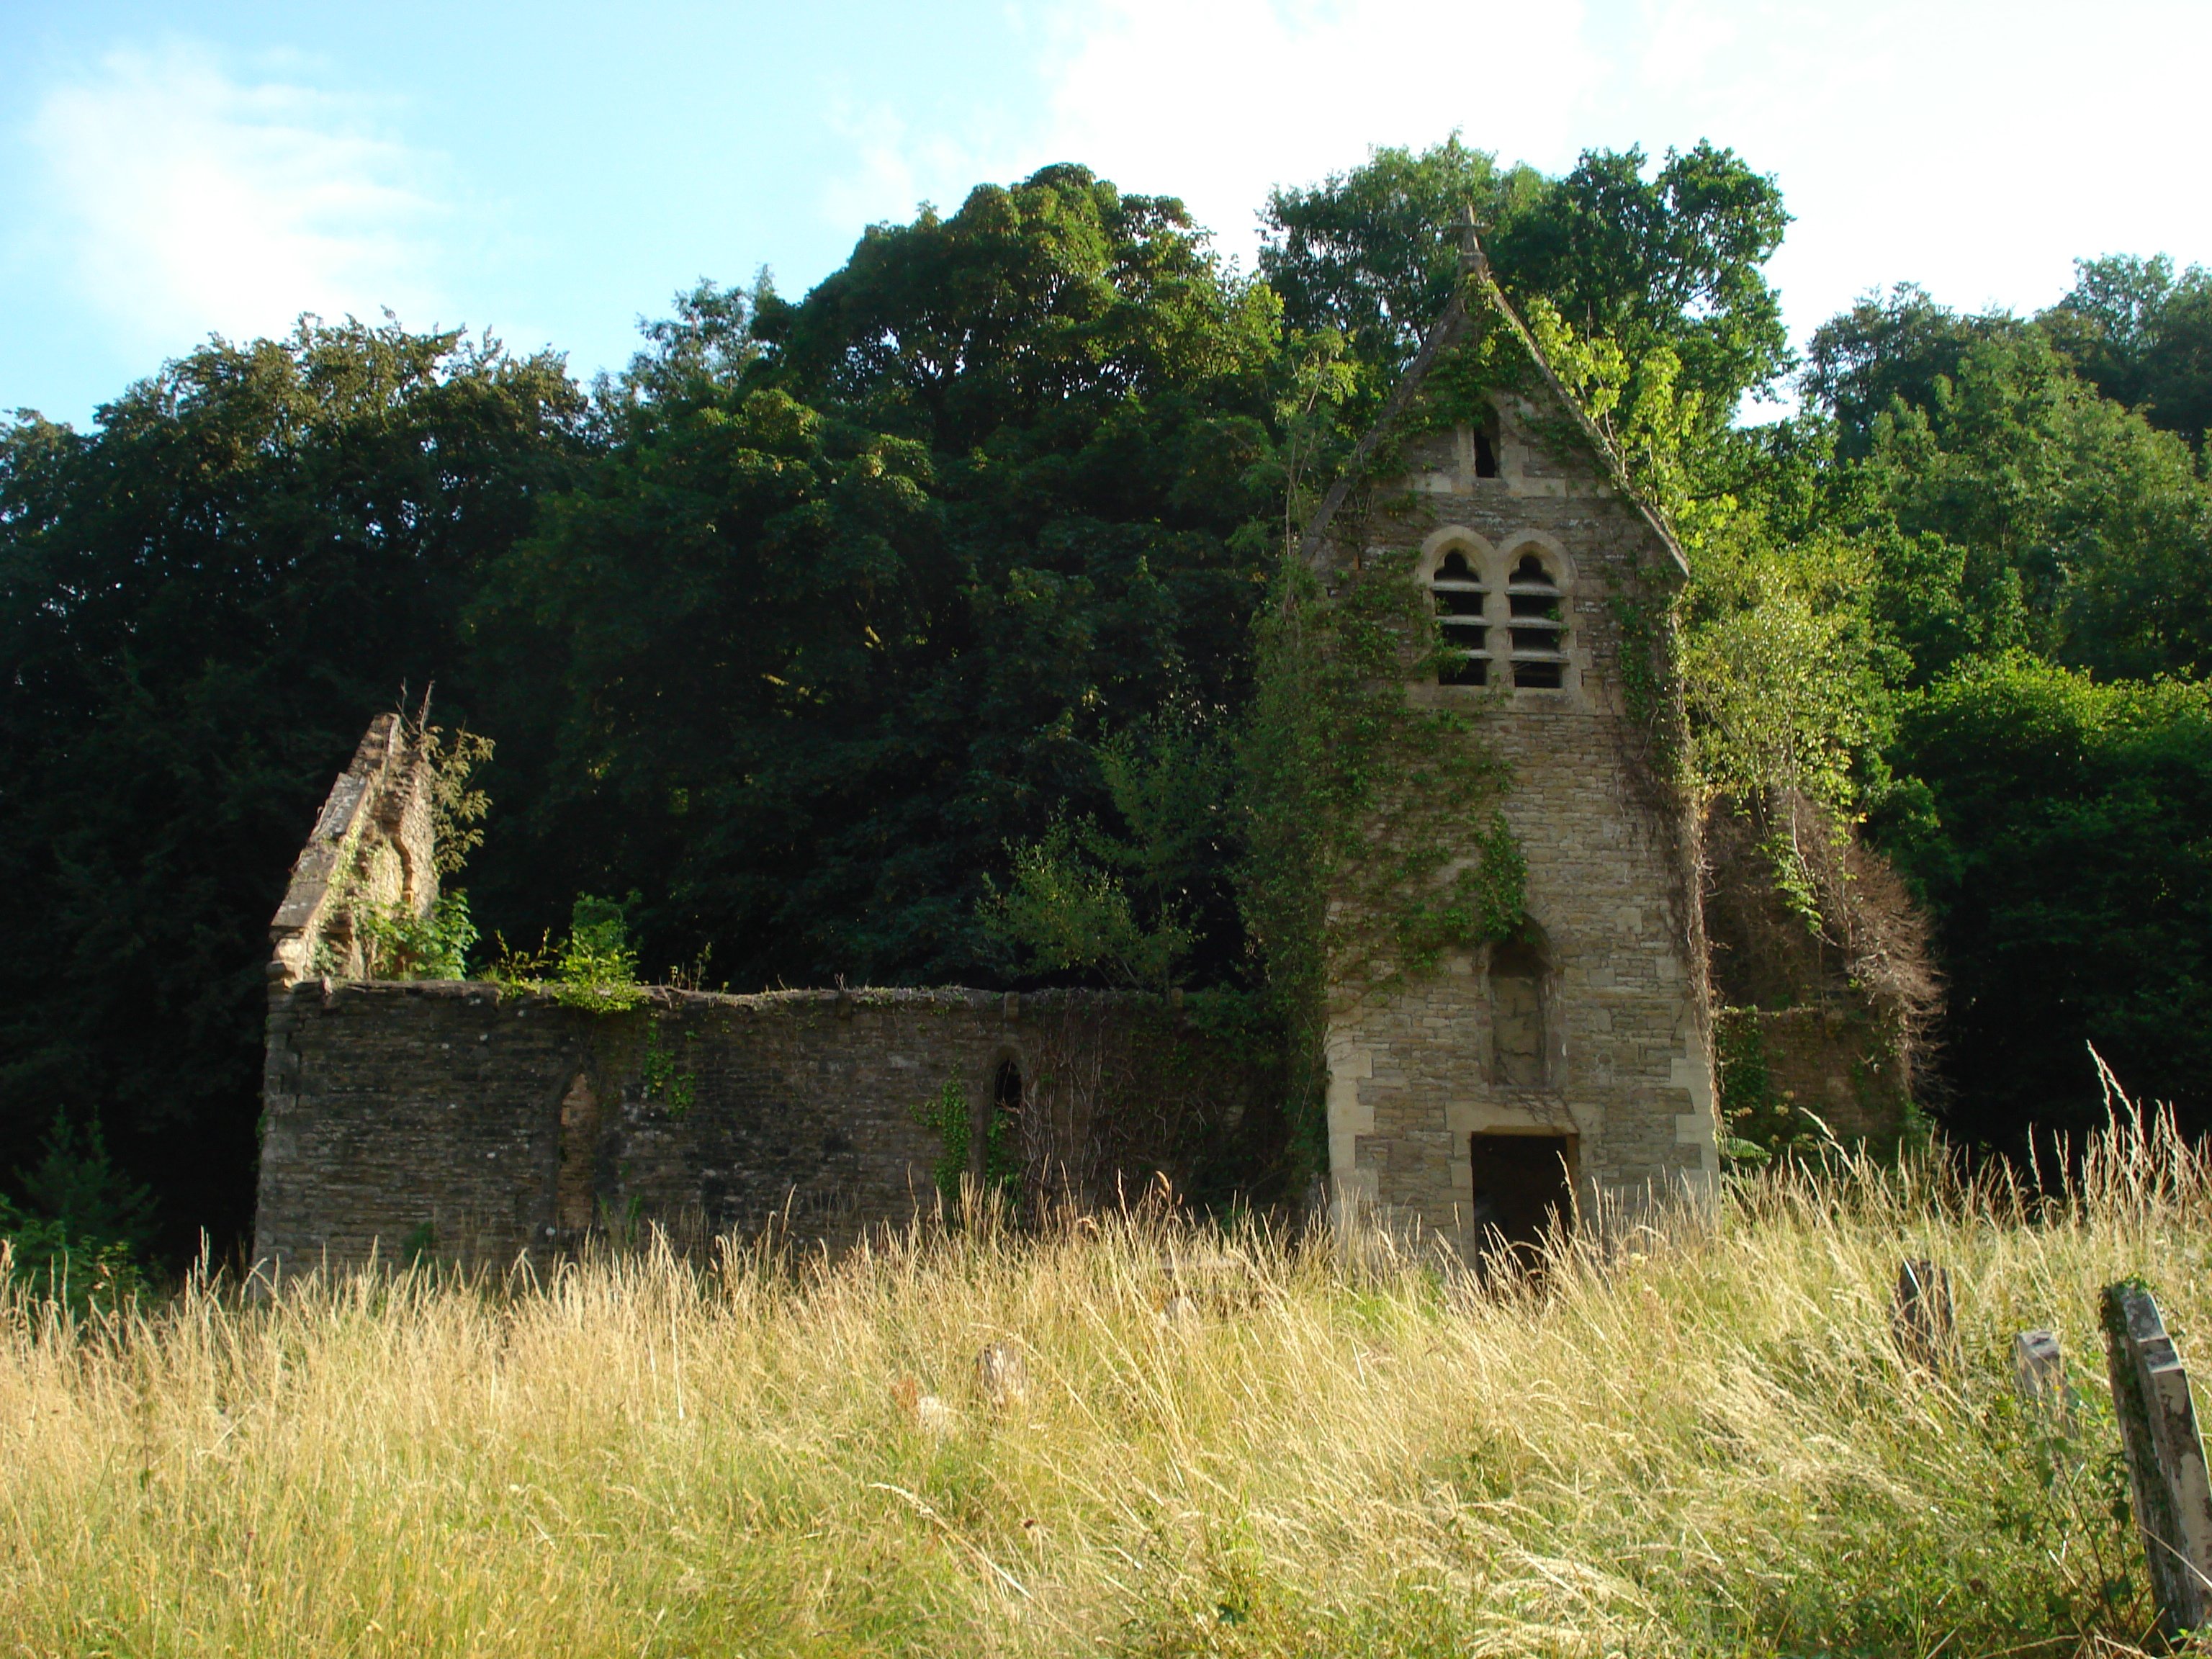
[1454,202,1490,279]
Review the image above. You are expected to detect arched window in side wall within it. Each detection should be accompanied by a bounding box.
[1504,549,1568,689]
[1430,548,1489,685]
[1490,935,1548,1087]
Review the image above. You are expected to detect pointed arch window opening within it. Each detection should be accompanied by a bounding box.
[1430,547,1489,687]
[1503,549,1568,690]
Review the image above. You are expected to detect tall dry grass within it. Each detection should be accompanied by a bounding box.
[3,1107,2208,1657]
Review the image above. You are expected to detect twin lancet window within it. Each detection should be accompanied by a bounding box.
[1432,547,1568,689]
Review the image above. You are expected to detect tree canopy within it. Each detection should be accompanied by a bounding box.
[472,166,1282,991]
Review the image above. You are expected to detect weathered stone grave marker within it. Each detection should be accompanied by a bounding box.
[2013,1328,2072,1429]
[976,1341,1028,1412]
[1892,1259,1956,1375]
[2101,1282,2212,1640]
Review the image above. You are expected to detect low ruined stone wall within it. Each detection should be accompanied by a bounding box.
[1713,1002,1913,1156]
[1748,1005,1912,1147]
[253,981,1278,1274]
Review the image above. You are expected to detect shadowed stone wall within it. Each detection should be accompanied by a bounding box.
[1731,1006,1914,1149]
[253,980,1276,1275]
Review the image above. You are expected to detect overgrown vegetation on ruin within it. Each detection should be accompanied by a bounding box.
[1236,547,1525,1182]
[3,1105,2204,1655]
[6,137,2212,1258]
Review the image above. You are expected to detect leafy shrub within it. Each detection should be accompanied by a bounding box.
[490,894,647,1012]
[0,1111,153,1312]
[356,891,478,980]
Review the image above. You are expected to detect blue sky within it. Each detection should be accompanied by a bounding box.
[6,0,2211,427]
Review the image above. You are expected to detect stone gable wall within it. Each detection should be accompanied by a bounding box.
[1322,413,1719,1247]
[268,712,438,985]
[254,980,1275,1275]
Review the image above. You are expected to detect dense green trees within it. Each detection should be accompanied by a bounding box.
[1861,329,2212,679]
[1262,138,1791,422]
[476,168,1282,989]
[1877,662,2212,1146]
[6,140,2211,1254]
[2043,254,2212,449]
[1760,274,2212,1140]
[0,323,588,1252]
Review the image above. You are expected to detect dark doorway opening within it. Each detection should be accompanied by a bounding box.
[1468,1131,1575,1269]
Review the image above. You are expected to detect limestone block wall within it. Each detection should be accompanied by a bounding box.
[253,981,1274,1275]
[1323,416,1718,1248]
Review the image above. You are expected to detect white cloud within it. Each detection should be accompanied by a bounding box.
[813,0,1595,272]
[1581,0,2212,338]
[1035,0,1595,263]
[819,94,1007,238]
[1000,0,2212,342]
[30,44,448,348]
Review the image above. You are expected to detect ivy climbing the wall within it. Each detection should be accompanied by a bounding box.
[638,1018,696,1118]
[1238,544,1526,1182]
[910,1076,1019,1204]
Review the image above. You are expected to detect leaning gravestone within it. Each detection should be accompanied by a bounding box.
[2101,1282,2212,1640]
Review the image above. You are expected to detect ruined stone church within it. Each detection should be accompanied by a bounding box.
[1298,239,1719,1252]
[252,243,1738,1277]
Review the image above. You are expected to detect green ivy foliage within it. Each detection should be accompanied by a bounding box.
[638,1020,696,1118]
[910,1076,1017,1202]
[1238,549,1526,1177]
[356,891,480,981]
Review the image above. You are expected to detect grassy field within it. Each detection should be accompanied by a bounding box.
[3,1113,2208,1658]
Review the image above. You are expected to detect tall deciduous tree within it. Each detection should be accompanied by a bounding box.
[1262,138,1791,423]
[1862,330,2212,681]
[2041,253,2212,449]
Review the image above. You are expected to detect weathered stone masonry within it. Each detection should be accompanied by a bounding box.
[256,980,1266,1274]
[1311,292,1722,1249]
[250,256,1922,1274]
[251,716,1274,1275]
